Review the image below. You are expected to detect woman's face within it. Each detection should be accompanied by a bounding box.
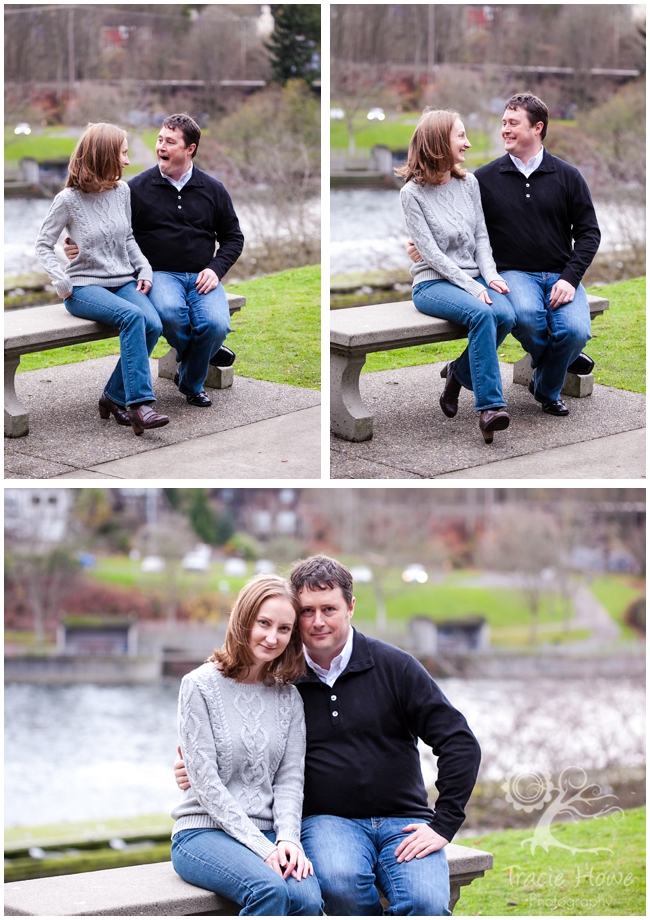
[450,119,471,165]
[120,137,130,170]
[248,596,296,668]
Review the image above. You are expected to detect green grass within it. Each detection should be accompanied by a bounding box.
[89,555,250,595]
[16,265,320,389]
[458,806,646,915]
[331,112,490,154]
[4,127,77,166]
[5,813,173,847]
[589,574,645,640]
[363,278,646,394]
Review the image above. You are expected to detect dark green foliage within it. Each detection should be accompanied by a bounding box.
[266,5,320,85]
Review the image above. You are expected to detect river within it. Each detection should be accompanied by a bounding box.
[3,195,320,281]
[4,677,644,828]
[330,188,645,276]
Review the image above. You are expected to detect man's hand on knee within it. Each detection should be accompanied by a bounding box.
[394,824,449,863]
[549,279,575,309]
[195,268,219,294]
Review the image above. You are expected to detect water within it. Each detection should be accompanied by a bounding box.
[330,188,646,276]
[4,677,644,828]
[3,196,320,280]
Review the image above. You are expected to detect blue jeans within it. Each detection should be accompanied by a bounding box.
[502,271,592,402]
[171,828,323,917]
[64,282,162,407]
[148,272,231,396]
[301,816,451,916]
[412,278,515,412]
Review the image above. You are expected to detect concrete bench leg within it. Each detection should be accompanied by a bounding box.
[4,355,29,437]
[512,355,595,398]
[157,346,234,390]
[330,350,373,442]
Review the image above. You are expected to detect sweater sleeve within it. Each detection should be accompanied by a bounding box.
[177,676,277,861]
[35,193,74,298]
[207,184,245,280]
[469,176,504,287]
[560,171,601,288]
[122,185,153,284]
[399,657,481,842]
[400,186,485,297]
[271,687,306,850]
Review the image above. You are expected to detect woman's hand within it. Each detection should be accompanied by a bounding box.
[273,840,314,880]
[489,279,510,294]
[477,288,493,305]
[137,279,152,295]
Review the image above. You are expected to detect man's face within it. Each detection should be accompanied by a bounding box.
[156,126,195,179]
[501,107,544,160]
[297,584,355,663]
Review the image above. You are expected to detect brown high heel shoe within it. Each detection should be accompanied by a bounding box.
[127,404,170,436]
[439,362,462,418]
[98,392,131,426]
[479,408,510,444]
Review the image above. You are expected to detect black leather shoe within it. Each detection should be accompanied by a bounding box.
[439,362,462,418]
[567,353,595,375]
[542,398,569,416]
[186,390,212,407]
[210,346,236,367]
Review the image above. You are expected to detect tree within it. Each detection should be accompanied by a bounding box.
[267,5,320,85]
[7,546,79,646]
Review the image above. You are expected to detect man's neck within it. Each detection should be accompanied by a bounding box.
[162,162,192,182]
[514,145,543,166]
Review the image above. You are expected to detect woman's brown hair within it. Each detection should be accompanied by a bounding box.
[66,122,126,193]
[394,108,467,186]
[208,574,305,684]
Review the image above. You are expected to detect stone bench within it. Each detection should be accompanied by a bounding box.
[330,295,609,441]
[4,293,245,437]
[3,843,493,915]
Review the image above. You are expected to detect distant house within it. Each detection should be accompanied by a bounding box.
[409,615,490,655]
[4,489,74,543]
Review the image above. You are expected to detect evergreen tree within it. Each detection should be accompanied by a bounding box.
[267,5,320,85]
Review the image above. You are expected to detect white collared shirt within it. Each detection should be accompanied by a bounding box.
[160,163,193,191]
[303,627,354,687]
[509,147,544,178]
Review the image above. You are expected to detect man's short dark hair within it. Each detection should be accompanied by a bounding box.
[505,92,549,140]
[161,113,201,157]
[290,555,354,607]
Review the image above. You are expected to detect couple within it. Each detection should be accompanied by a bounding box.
[171,555,481,916]
[35,114,243,436]
[399,92,600,444]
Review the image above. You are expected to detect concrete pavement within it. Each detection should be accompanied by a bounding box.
[330,362,646,479]
[5,356,321,479]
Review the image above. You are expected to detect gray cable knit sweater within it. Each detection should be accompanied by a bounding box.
[400,173,504,297]
[35,181,152,299]
[171,663,306,862]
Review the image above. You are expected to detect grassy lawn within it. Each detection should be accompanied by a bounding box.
[363,277,646,394]
[331,113,490,156]
[459,806,646,916]
[589,574,645,640]
[16,265,320,390]
[4,127,77,167]
[89,555,251,595]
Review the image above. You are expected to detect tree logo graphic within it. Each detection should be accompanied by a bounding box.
[502,766,624,854]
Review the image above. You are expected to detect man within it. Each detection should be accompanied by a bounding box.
[175,555,481,916]
[67,113,244,408]
[409,92,601,417]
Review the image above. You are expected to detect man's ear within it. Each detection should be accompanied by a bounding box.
[349,596,356,618]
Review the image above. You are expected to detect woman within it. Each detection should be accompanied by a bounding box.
[171,574,323,917]
[397,109,515,444]
[35,122,169,436]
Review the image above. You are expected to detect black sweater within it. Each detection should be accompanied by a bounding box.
[128,166,244,279]
[296,631,481,842]
[475,151,600,288]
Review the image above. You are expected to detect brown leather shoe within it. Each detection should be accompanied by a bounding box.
[479,408,510,444]
[439,362,462,418]
[98,392,131,426]
[127,403,170,436]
